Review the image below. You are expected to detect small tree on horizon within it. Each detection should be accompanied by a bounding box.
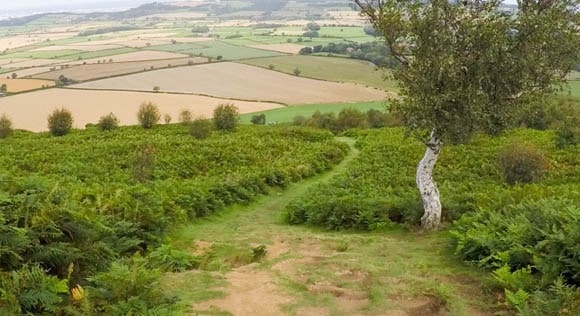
[355,0,580,229]
[213,103,239,132]
[137,101,161,129]
[0,114,13,139]
[47,108,73,136]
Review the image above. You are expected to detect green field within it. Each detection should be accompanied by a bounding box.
[148,40,286,60]
[566,80,580,98]
[240,101,387,123]
[0,49,82,59]
[240,55,397,91]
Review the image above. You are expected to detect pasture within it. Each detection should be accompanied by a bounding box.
[0,88,282,131]
[241,55,397,91]
[240,101,387,123]
[149,40,288,60]
[34,57,207,81]
[72,62,388,104]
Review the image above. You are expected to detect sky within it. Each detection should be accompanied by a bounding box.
[2,0,174,17]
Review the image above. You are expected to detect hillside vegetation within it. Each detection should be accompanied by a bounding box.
[0,124,348,315]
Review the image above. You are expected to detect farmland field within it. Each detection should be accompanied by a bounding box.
[149,40,288,60]
[240,101,387,123]
[241,55,397,91]
[34,57,207,81]
[0,78,54,92]
[0,88,282,131]
[73,62,388,104]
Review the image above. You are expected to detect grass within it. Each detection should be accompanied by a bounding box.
[0,49,82,59]
[240,101,388,124]
[239,55,397,91]
[65,47,139,60]
[148,40,286,60]
[565,80,580,98]
[161,138,498,316]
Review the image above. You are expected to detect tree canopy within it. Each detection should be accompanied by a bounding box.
[356,0,580,144]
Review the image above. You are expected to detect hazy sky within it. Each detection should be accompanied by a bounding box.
[3,0,173,11]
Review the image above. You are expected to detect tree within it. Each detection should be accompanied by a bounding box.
[306,22,321,31]
[251,113,266,125]
[293,67,301,76]
[47,108,74,136]
[0,114,13,139]
[355,0,580,229]
[213,103,239,132]
[0,84,6,93]
[137,101,161,129]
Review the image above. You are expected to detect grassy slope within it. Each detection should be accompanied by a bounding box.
[239,55,397,91]
[163,138,497,316]
[239,101,388,124]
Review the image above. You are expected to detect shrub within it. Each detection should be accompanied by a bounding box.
[163,113,172,124]
[293,67,301,76]
[47,108,73,136]
[250,113,266,125]
[0,114,13,139]
[554,119,578,149]
[213,103,239,132]
[293,115,307,126]
[497,143,548,185]
[97,112,119,131]
[307,111,337,131]
[189,118,212,139]
[335,108,368,133]
[148,245,198,272]
[132,144,155,182]
[137,102,160,129]
[178,109,193,124]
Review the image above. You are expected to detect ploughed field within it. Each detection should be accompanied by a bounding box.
[72,62,387,104]
[0,89,282,132]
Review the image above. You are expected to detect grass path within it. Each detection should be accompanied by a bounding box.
[162,138,499,316]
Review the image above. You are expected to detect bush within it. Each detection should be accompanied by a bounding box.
[293,115,307,126]
[251,113,266,125]
[148,245,198,272]
[335,108,368,133]
[498,143,548,185]
[554,119,578,149]
[178,109,193,124]
[137,102,160,129]
[132,144,155,182]
[0,114,13,139]
[189,118,212,139]
[163,114,172,124]
[47,108,73,136]
[213,103,239,132]
[98,112,119,131]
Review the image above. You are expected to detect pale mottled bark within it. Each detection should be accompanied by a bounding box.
[416,134,442,230]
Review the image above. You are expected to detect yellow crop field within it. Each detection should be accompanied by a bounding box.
[0,78,55,93]
[34,57,207,81]
[73,62,388,104]
[0,88,282,132]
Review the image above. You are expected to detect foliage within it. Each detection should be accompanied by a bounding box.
[0,265,69,315]
[88,256,177,315]
[137,101,161,129]
[47,107,74,136]
[497,143,548,185]
[293,67,301,76]
[178,109,193,124]
[292,108,397,134]
[97,112,119,131]
[0,124,348,313]
[304,41,398,67]
[250,113,266,125]
[213,103,239,132]
[163,113,172,124]
[284,128,579,230]
[0,114,13,139]
[189,117,212,139]
[132,144,156,182]
[356,0,580,143]
[148,245,198,272]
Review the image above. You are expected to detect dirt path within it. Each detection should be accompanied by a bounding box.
[165,138,495,316]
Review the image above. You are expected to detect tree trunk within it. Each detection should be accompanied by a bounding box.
[416,133,442,230]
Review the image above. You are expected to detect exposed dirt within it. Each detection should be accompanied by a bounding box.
[194,268,292,316]
[73,62,388,104]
